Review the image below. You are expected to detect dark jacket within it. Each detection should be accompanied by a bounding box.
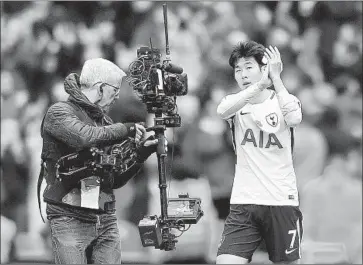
[40,73,145,213]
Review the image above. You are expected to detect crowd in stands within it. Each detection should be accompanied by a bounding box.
[1,1,362,263]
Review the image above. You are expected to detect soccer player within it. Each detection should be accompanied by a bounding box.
[215,41,303,264]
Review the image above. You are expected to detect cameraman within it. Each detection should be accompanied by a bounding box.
[39,58,157,264]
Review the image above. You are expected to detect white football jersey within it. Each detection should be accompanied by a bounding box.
[227,91,299,206]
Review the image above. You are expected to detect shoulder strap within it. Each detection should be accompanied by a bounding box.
[38,110,49,223]
[37,160,47,223]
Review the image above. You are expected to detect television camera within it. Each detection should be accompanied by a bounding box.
[127,4,203,251]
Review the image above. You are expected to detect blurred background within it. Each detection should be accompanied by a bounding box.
[1,1,362,264]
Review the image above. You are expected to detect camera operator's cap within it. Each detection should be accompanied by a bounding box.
[249,94,284,134]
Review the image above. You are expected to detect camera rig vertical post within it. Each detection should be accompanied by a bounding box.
[153,108,179,251]
[154,115,168,221]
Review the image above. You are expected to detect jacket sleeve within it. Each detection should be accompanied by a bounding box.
[276,90,302,127]
[43,102,132,150]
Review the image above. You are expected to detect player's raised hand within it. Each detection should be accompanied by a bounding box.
[264,46,283,80]
[258,61,273,89]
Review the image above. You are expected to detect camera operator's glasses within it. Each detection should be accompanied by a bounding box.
[92,81,120,94]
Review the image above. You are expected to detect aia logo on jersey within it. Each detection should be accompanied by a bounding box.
[241,129,283,149]
[266,113,278,127]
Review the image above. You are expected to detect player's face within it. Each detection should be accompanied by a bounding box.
[234,57,262,90]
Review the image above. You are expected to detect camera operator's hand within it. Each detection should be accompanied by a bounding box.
[143,137,158,147]
[135,123,146,144]
[136,135,163,163]
[123,123,145,143]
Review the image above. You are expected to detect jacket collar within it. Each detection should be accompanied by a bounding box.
[63,73,112,124]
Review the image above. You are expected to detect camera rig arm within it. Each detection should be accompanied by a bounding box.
[138,112,203,251]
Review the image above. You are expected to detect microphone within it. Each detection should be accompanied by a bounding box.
[163,63,183,74]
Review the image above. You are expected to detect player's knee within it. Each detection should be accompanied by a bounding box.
[216,254,250,264]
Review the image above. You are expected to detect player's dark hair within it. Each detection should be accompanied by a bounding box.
[229,41,266,69]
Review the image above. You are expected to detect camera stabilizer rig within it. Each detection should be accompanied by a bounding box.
[127,4,203,251]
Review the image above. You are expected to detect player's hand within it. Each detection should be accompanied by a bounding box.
[257,61,272,90]
[135,123,146,144]
[264,46,283,80]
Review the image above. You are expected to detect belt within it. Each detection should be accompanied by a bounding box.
[62,188,116,212]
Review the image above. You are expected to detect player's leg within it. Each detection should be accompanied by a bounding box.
[261,206,303,264]
[216,204,263,264]
[217,254,250,264]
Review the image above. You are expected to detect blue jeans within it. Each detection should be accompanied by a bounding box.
[49,213,121,264]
